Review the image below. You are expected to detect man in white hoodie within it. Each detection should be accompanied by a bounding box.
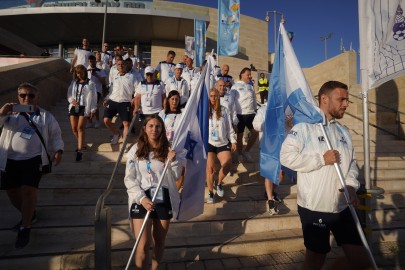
[280,81,370,270]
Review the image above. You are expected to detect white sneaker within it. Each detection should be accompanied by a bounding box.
[206,192,214,204]
[85,122,93,129]
[243,152,254,163]
[94,121,102,129]
[216,184,224,197]
[238,154,245,163]
[111,134,120,145]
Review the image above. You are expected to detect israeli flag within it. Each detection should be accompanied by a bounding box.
[217,0,240,56]
[170,56,211,221]
[260,23,323,184]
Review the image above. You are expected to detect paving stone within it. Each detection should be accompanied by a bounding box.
[254,254,277,266]
[239,256,260,268]
[274,263,300,270]
[222,257,242,269]
[285,251,305,263]
[271,253,293,264]
[167,262,186,270]
[185,260,205,270]
[204,259,225,270]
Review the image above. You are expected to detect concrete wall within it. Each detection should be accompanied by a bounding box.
[0,58,71,110]
[152,1,268,82]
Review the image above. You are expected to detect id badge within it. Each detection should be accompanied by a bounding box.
[20,127,35,140]
[210,129,219,141]
[145,98,152,107]
[168,70,174,77]
[150,187,164,204]
[166,130,173,140]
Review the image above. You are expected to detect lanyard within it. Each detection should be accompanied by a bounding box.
[163,114,177,128]
[145,84,156,98]
[75,82,85,104]
[209,109,219,128]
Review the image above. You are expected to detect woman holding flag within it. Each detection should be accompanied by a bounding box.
[124,115,182,270]
[206,88,237,203]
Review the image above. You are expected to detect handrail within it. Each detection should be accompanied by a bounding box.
[348,92,405,139]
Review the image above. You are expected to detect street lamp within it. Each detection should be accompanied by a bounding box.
[265,10,286,53]
[320,32,333,60]
[95,0,119,47]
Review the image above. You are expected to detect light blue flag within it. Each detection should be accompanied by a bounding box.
[260,23,323,185]
[217,0,240,56]
[170,56,212,221]
[194,20,206,67]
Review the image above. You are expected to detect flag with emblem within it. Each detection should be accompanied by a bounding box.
[260,23,322,184]
[170,56,211,220]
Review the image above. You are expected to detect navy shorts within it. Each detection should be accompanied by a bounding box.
[0,155,42,189]
[103,100,131,122]
[69,105,85,117]
[207,143,231,154]
[236,114,255,133]
[130,188,173,220]
[298,205,363,254]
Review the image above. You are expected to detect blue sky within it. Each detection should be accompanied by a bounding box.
[170,0,359,68]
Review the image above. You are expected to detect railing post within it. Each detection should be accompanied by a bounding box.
[95,206,112,270]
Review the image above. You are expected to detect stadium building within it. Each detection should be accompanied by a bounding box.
[0,0,269,78]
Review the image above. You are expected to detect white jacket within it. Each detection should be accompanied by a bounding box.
[280,119,360,213]
[209,106,237,147]
[124,144,183,219]
[0,108,64,170]
[67,80,98,116]
[230,80,257,115]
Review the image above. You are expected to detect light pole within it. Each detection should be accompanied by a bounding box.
[265,10,286,53]
[320,33,333,60]
[95,0,119,47]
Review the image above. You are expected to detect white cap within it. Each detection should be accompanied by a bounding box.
[175,63,183,69]
[144,66,155,75]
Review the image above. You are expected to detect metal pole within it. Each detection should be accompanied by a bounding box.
[324,39,327,60]
[101,0,108,47]
[319,123,378,269]
[273,11,277,53]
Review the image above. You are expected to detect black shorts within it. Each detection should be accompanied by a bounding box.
[130,188,172,220]
[97,92,102,103]
[0,155,42,190]
[103,100,131,122]
[298,205,363,254]
[236,114,255,133]
[69,106,86,117]
[208,143,231,154]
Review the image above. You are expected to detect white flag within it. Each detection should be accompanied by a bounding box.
[359,0,405,89]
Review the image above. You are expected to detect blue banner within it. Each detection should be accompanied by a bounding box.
[194,19,206,67]
[217,0,240,56]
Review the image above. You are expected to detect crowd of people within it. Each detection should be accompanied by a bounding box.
[0,37,371,270]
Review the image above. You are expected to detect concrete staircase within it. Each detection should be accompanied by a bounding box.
[0,98,404,269]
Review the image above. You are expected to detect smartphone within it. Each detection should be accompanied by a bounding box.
[13,104,34,112]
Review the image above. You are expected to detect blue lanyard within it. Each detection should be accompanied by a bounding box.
[163,114,177,128]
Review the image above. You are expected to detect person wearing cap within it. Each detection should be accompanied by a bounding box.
[134,66,166,122]
[155,50,176,86]
[182,56,199,94]
[103,59,138,144]
[164,64,190,108]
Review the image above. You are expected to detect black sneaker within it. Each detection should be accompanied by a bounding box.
[12,211,37,232]
[15,227,31,249]
[75,150,83,162]
[267,200,279,215]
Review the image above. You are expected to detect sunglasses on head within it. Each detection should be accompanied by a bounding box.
[19,93,35,99]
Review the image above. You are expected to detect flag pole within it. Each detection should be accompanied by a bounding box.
[319,123,378,270]
[124,159,171,270]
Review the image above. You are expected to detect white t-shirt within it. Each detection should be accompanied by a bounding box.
[156,61,176,84]
[135,81,165,114]
[164,77,190,106]
[158,110,182,144]
[107,73,137,103]
[7,114,42,160]
[230,80,258,115]
[87,67,107,94]
[74,47,93,67]
[208,107,237,147]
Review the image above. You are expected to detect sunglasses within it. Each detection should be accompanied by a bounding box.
[19,93,35,99]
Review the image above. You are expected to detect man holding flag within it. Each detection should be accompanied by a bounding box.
[261,22,372,269]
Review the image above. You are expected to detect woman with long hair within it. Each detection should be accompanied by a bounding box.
[67,64,97,161]
[124,115,181,270]
[206,88,237,203]
[158,90,185,190]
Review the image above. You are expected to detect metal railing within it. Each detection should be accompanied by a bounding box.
[348,92,405,139]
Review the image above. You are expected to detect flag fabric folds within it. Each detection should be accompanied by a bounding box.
[359,0,405,89]
[194,20,206,67]
[170,56,212,221]
[185,35,195,60]
[217,0,240,56]
[260,23,322,185]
